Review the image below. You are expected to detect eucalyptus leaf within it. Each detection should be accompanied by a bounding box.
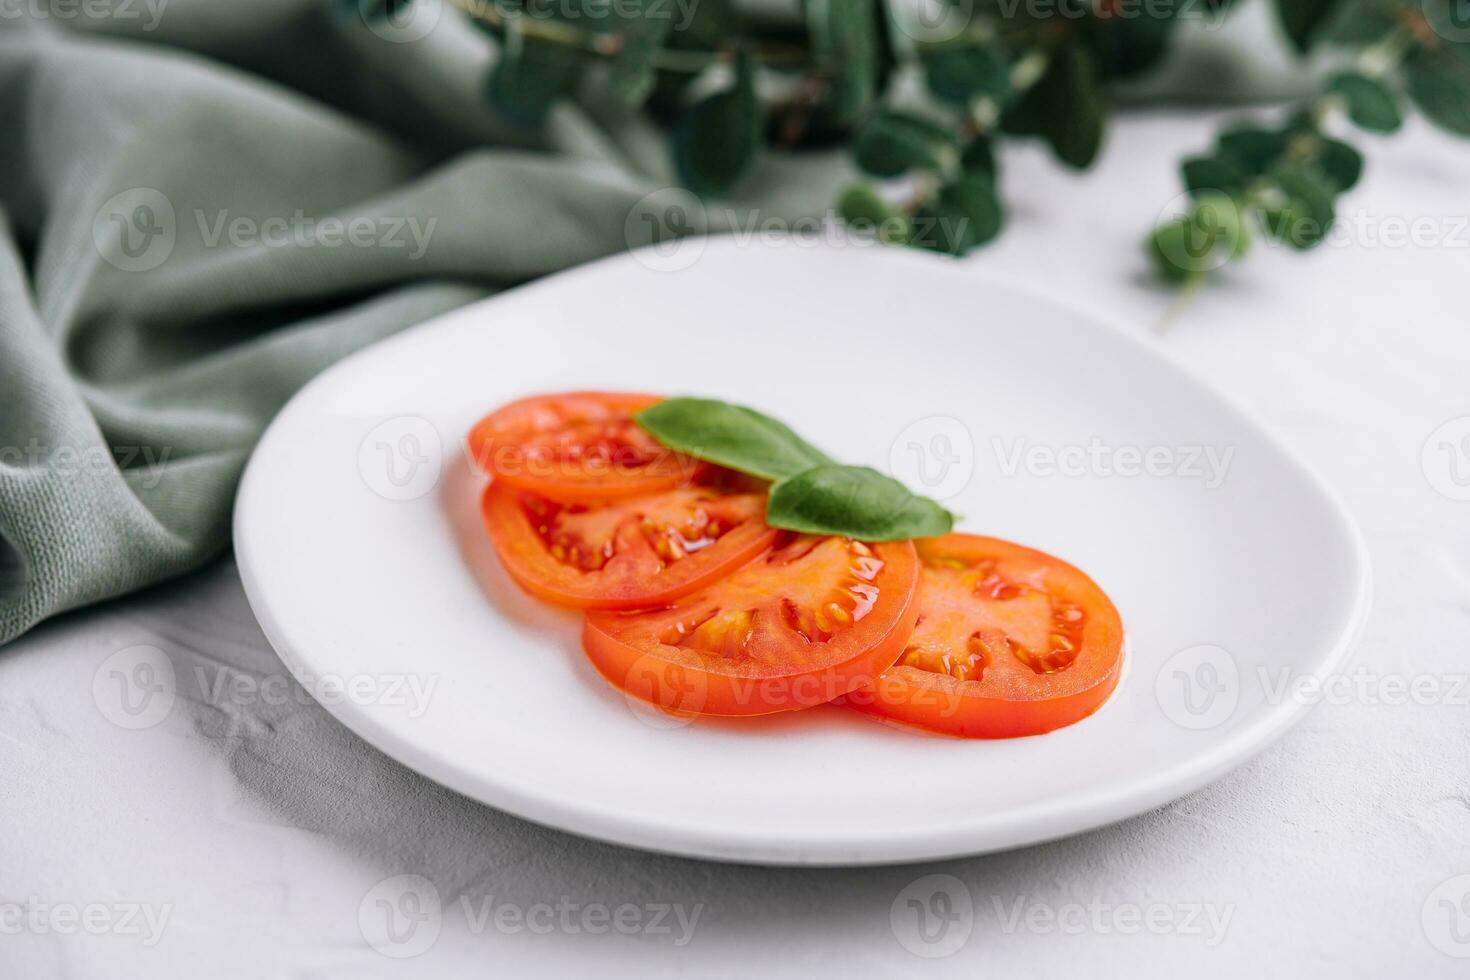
[838,185,910,243]
[913,170,1003,256]
[961,135,997,177]
[1149,193,1249,282]
[672,51,762,196]
[634,398,834,481]
[805,0,880,126]
[1002,44,1106,169]
[605,0,675,110]
[1085,5,1177,79]
[853,110,958,178]
[1266,163,1336,248]
[1182,155,1247,196]
[1274,0,1341,52]
[767,465,954,541]
[1217,124,1289,174]
[1315,136,1363,191]
[487,34,583,127]
[924,43,1013,107]
[1327,72,1402,133]
[1405,44,1470,137]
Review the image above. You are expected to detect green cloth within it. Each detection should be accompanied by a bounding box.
[0,4,845,646]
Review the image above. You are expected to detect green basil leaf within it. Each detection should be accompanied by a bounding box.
[924,43,1013,107]
[853,110,958,178]
[1404,43,1470,137]
[634,398,834,480]
[1327,72,1402,133]
[767,465,954,541]
[672,50,762,196]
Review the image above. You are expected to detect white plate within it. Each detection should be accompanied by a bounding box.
[235,239,1370,866]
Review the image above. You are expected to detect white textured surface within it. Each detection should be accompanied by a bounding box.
[3,109,1470,976]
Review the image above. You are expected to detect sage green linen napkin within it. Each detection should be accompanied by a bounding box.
[0,6,845,646]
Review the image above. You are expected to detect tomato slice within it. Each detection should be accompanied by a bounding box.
[468,392,701,500]
[481,471,780,610]
[582,534,920,716]
[845,534,1124,738]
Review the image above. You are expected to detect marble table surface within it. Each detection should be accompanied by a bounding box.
[3,109,1469,978]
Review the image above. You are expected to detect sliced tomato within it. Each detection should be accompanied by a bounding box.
[845,534,1124,738]
[468,391,701,500]
[481,471,779,610]
[583,534,920,716]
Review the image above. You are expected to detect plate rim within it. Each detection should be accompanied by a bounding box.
[234,238,1373,866]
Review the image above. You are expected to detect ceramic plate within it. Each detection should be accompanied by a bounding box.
[235,239,1370,865]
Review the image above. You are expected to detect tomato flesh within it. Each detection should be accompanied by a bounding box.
[482,471,778,610]
[468,392,701,500]
[583,534,920,716]
[846,534,1124,738]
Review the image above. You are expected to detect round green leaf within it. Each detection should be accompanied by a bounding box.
[924,44,1013,107]
[837,185,910,244]
[912,171,1003,256]
[672,52,762,197]
[853,110,958,178]
[1327,72,1402,134]
[1405,44,1470,137]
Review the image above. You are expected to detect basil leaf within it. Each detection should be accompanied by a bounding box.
[634,398,834,480]
[767,465,954,541]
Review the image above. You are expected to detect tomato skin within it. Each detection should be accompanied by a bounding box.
[582,536,921,717]
[845,534,1124,738]
[468,391,702,501]
[481,480,779,610]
